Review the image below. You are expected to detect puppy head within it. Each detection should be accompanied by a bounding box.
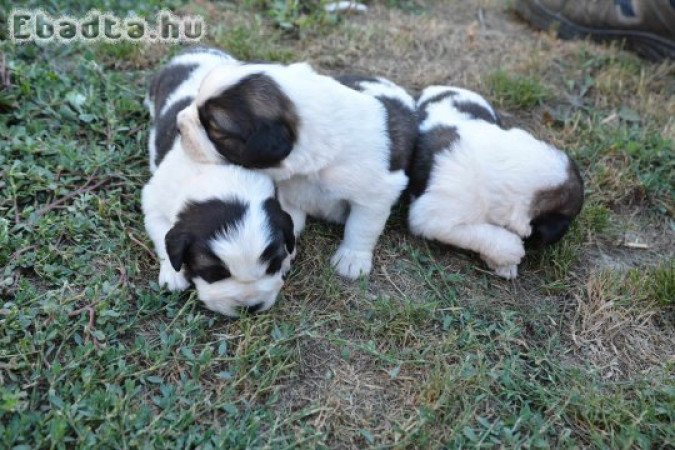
[178,66,299,168]
[527,156,584,247]
[165,197,295,317]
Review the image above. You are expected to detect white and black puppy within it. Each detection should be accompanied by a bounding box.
[408,86,584,279]
[142,47,295,316]
[176,63,416,279]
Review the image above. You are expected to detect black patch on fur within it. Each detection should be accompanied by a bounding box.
[260,198,295,275]
[416,90,459,122]
[527,213,571,247]
[165,198,248,283]
[407,125,460,197]
[527,159,585,247]
[453,100,499,125]
[153,96,193,167]
[147,63,198,118]
[333,74,379,90]
[198,73,299,169]
[243,302,264,314]
[379,96,418,172]
[333,74,418,173]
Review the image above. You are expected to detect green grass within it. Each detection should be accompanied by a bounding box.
[211,21,296,63]
[487,69,551,109]
[2,1,675,448]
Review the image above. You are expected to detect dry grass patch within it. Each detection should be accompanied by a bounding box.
[571,263,675,379]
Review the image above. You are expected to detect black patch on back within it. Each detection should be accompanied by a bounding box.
[334,74,418,173]
[408,125,460,197]
[198,73,299,169]
[260,198,295,275]
[165,198,249,283]
[378,97,418,172]
[147,63,198,118]
[333,74,379,90]
[153,96,193,167]
[453,101,499,125]
[417,90,459,123]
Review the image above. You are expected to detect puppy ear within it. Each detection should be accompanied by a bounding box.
[263,198,295,253]
[529,213,571,247]
[245,119,294,168]
[177,104,219,163]
[279,209,295,254]
[165,227,193,272]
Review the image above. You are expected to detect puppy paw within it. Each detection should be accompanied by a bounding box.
[512,223,533,239]
[159,264,190,291]
[485,234,525,267]
[330,247,373,280]
[491,263,519,280]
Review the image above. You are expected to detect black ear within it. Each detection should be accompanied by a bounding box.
[245,119,294,168]
[529,213,571,247]
[263,198,295,254]
[165,227,193,272]
[279,209,295,254]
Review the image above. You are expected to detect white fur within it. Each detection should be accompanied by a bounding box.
[142,147,289,317]
[179,63,409,279]
[409,86,570,279]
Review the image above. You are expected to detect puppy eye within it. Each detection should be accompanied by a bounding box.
[197,265,231,283]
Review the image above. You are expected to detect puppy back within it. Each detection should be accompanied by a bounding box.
[334,74,418,173]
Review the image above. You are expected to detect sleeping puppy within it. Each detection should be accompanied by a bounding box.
[142,47,295,316]
[408,86,584,279]
[176,63,413,279]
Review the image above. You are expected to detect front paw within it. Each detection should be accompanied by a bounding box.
[330,247,373,280]
[488,262,519,280]
[513,222,532,239]
[485,234,525,267]
[482,234,525,279]
[159,264,190,291]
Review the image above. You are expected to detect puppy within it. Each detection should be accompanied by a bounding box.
[177,63,415,279]
[408,86,584,279]
[142,47,295,316]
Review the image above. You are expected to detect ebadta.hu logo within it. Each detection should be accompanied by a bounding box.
[9,9,206,43]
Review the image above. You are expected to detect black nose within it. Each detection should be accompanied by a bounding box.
[244,302,264,314]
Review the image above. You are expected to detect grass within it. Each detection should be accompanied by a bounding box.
[2,0,675,448]
[487,69,551,109]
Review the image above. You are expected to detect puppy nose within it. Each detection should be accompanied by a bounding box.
[243,302,264,314]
